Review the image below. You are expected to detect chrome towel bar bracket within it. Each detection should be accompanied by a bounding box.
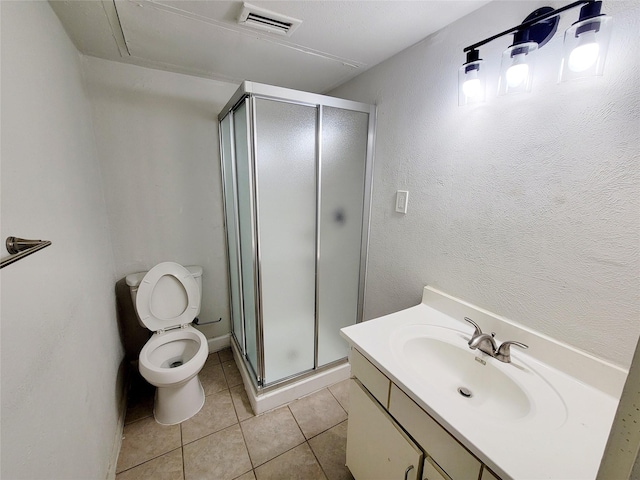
[0,236,52,269]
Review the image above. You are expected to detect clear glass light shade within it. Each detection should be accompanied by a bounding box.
[560,15,612,82]
[458,60,486,106]
[498,42,538,96]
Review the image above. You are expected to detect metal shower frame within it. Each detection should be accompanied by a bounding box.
[218,81,376,390]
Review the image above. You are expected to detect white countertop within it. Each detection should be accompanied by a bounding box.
[341,287,624,480]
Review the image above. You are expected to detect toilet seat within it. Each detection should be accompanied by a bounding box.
[139,325,208,387]
[136,262,200,332]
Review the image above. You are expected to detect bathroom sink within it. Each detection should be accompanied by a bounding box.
[390,325,567,429]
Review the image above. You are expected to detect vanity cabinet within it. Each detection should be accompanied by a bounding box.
[348,348,492,480]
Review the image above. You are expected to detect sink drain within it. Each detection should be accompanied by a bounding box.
[169,360,183,368]
[457,387,472,398]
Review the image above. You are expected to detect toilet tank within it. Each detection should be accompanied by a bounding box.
[125,265,203,327]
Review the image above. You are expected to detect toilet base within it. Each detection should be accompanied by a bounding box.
[153,375,205,425]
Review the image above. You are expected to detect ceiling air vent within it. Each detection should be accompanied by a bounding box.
[238,3,302,37]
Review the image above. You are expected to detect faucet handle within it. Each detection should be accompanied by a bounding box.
[495,341,528,363]
[464,317,483,337]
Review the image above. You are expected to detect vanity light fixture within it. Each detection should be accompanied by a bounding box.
[498,7,558,96]
[458,49,486,106]
[460,0,612,104]
[559,1,613,82]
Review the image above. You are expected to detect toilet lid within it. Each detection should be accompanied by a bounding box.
[136,262,200,332]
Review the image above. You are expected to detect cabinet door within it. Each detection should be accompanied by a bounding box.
[481,466,501,480]
[347,380,423,480]
[423,457,450,480]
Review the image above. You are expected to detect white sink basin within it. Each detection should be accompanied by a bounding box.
[390,324,567,429]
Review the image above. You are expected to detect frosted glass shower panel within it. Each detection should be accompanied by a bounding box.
[220,114,244,351]
[233,101,259,376]
[317,107,369,366]
[254,98,317,384]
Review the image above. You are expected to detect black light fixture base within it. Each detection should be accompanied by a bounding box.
[462,0,597,53]
[514,7,559,48]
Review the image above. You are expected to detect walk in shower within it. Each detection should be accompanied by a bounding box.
[218,82,375,401]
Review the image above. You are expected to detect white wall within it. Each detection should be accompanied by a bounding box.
[0,2,123,478]
[81,57,238,339]
[331,0,640,367]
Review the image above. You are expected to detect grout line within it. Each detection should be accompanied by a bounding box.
[327,380,349,415]
[252,440,311,471]
[236,410,256,470]
[181,443,186,480]
[287,405,308,440]
[181,420,241,448]
[288,390,349,441]
[179,413,186,479]
[307,439,331,480]
[116,446,182,475]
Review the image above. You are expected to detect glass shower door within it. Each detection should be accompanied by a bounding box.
[317,106,369,366]
[253,97,317,384]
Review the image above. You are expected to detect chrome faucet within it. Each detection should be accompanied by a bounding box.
[464,317,528,363]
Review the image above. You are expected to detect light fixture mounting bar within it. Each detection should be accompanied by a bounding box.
[463,0,594,52]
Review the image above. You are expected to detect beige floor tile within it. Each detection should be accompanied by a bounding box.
[241,406,306,467]
[218,347,234,362]
[125,391,154,425]
[183,424,252,480]
[116,448,183,480]
[205,351,221,365]
[289,389,347,439]
[199,359,228,395]
[230,384,255,422]
[181,389,239,444]
[254,443,327,480]
[116,416,182,473]
[233,471,256,480]
[222,359,243,388]
[328,380,350,414]
[308,421,353,480]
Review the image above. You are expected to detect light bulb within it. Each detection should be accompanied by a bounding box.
[463,78,482,98]
[506,63,529,88]
[568,41,599,72]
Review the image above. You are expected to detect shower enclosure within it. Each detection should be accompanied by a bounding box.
[218,82,375,390]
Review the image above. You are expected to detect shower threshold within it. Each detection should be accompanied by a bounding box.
[230,341,351,415]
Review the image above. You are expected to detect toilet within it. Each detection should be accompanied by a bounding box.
[126,262,209,425]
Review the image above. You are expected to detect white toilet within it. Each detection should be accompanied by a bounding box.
[126,262,209,425]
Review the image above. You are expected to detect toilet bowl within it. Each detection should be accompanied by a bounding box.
[126,262,209,425]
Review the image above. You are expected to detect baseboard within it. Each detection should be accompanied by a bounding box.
[207,333,231,353]
[106,359,128,480]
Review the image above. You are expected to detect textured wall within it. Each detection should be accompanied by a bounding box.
[81,57,238,340]
[330,0,640,367]
[1,2,123,478]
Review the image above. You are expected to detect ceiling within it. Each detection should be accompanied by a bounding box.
[51,0,490,93]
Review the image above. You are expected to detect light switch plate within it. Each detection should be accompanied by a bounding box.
[395,190,408,214]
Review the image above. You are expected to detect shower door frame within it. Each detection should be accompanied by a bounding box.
[219,81,376,390]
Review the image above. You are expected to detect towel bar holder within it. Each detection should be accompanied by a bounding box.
[0,236,52,269]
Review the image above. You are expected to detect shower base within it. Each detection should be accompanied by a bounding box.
[230,341,351,415]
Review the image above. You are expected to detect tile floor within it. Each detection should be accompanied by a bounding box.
[116,348,354,480]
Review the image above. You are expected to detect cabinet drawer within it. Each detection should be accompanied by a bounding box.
[389,384,481,480]
[350,348,390,408]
